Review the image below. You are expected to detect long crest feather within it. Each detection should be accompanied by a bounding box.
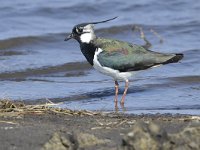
[88,16,118,24]
[77,16,118,28]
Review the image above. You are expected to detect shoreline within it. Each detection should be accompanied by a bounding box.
[0,100,200,150]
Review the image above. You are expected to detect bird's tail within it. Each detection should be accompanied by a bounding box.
[163,53,184,64]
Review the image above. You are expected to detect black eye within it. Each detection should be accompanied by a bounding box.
[76,27,83,34]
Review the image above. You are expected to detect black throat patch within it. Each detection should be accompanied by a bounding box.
[80,43,97,66]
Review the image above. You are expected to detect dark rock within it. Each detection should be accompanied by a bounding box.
[77,132,110,148]
[42,132,110,150]
[42,132,77,150]
[122,122,200,150]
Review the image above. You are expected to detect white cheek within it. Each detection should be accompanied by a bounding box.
[80,33,92,43]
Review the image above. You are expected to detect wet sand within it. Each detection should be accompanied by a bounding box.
[0,101,200,150]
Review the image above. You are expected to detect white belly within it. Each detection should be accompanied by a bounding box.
[93,48,136,81]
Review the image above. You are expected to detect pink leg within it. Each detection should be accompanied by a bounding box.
[114,81,119,103]
[115,102,118,112]
[121,80,129,104]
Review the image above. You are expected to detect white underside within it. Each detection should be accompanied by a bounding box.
[93,48,137,81]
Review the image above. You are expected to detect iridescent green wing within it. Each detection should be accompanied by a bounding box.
[93,38,175,72]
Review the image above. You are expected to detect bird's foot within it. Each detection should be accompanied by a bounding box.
[114,97,118,103]
[120,102,126,112]
[115,101,118,112]
[114,97,126,112]
[120,97,125,105]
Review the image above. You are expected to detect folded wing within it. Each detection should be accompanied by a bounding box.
[94,38,183,72]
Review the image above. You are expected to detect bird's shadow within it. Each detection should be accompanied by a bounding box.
[85,85,147,98]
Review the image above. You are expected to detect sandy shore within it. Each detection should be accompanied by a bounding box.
[0,101,200,150]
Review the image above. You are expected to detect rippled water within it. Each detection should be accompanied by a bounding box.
[0,0,200,114]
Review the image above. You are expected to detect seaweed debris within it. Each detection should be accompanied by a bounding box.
[0,99,99,116]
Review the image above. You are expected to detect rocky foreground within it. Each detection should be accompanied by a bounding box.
[0,100,200,150]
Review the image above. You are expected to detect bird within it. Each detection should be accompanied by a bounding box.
[64,17,183,105]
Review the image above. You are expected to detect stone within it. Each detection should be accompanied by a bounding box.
[122,122,200,150]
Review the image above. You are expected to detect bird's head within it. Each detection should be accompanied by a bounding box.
[65,17,117,44]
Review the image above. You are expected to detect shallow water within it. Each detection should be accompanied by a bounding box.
[0,0,200,114]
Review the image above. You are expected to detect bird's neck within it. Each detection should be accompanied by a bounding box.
[80,42,97,66]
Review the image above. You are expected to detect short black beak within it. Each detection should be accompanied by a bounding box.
[64,33,73,41]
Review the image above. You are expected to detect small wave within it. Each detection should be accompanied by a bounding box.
[1,20,200,49]
[0,36,45,49]
[97,20,200,34]
[0,50,25,56]
[0,61,91,80]
[0,33,64,49]
[168,75,200,84]
[131,105,200,111]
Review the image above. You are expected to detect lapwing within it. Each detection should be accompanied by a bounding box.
[65,17,183,105]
